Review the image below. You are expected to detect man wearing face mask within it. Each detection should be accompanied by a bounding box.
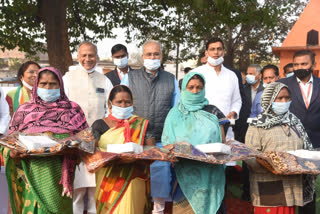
[283,63,294,78]
[250,64,279,118]
[121,40,179,214]
[193,38,242,141]
[63,41,113,214]
[278,49,320,214]
[238,65,263,140]
[106,44,131,86]
[235,64,263,201]
[245,64,263,104]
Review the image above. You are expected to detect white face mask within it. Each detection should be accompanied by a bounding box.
[37,88,61,102]
[79,63,97,73]
[144,59,161,71]
[111,105,133,119]
[246,75,258,85]
[114,56,128,69]
[271,101,291,115]
[22,80,33,90]
[207,56,224,66]
[286,72,294,78]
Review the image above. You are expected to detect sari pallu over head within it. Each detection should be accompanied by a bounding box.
[249,82,312,150]
[162,72,225,214]
[9,67,88,135]
[249,81,315,205]
[4,67,88,214]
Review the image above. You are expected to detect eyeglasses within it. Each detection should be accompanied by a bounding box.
[25,70,38,75]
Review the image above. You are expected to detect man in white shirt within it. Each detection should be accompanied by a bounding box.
[63,41,112,214]
[106,44,131,86]
[0,87,10,137]
[63,41,113,124]
[193,38,242,139]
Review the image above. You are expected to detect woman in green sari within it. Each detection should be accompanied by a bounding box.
[2,67,88,214]
[6,61,41,116]
[162,72,226,214]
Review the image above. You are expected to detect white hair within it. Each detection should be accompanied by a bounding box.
[248,64,262,74]
[142,40,162,54]
[77,41,98,56]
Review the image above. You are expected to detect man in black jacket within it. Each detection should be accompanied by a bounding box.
[279,49,320,214]
[106,44,131,86]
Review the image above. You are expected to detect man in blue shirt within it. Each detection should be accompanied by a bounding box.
[250,64,279,118]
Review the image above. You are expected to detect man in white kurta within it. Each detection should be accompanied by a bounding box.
[63,41,112,214]
[0,87,10,137]
[193,38,242,140]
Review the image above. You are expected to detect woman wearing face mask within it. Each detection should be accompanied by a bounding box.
[161,72,228,214]
[246,82,314,214]
[6,61,41,116]
[2,67,88,214]
[91,85,155,214]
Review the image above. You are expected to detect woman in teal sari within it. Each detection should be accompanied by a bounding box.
[162,72,226,214]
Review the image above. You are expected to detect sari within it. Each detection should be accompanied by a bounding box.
[2,67,88,214]
[6,85,30,116]
[162,72,225,214]
[95,114,151,214]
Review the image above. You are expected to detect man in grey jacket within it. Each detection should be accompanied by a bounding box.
[121,40,179,214]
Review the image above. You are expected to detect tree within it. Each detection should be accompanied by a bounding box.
[0,0,162,73]
[0,0,306,74]
[132,0,307,72]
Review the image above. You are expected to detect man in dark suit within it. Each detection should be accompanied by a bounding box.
[233,64,263,201]
[235,64,263,143]
[279,49,320,214]
[106,44,131,86]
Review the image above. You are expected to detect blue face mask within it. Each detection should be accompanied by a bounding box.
[37,88,61,102]
[111,105,133,119]
[271,101,291,115]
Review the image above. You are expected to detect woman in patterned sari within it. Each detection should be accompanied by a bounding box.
[92,85,155,214]
[6,61,41,116]
[246,82,315,214]
[1,67,88,214]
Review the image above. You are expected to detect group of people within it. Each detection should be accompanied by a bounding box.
[0,37,319,214]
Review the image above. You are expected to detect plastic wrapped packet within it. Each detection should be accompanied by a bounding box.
[195,143,232,155]
[107,142,143,154]
[288,150,320,160]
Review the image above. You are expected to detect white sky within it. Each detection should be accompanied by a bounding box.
[72,28,141,60]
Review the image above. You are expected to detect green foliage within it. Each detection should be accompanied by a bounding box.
[132,0,306,71]
[8,58,23,71]
[0,58,7,68]
[0,0,307,72]
[0,0,163,54]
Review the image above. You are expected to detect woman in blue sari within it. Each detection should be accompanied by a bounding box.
[162,72,226,214]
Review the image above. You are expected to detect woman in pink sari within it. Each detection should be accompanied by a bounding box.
[1,67,88,214]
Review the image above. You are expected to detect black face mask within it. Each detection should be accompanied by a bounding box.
[294,67,313,80]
